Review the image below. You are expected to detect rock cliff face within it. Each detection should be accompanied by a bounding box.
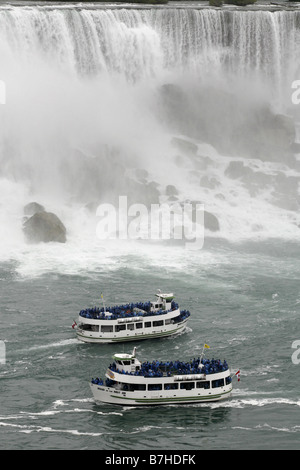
[160,84,297,164]
[23,204,67,244]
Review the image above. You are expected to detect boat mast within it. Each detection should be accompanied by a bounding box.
[101,292,106,314]
[200,343,210,364]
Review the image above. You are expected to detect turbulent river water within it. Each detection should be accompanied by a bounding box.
[0,1,299,450]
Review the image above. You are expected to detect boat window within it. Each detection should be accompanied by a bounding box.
[148,384,162,391]
[164,383,178,390]
[127,323,134,330]
[123,360,131,365]
[180,382,195,390]
[136,322,143,329]
[196,381,210,389]
[128,383,146,391]
[81,324,99,332]
[145,321,151,328]
[101,325,113,333]
[153,320,163,327]
[212,378,225,388]
[165,319,172,325]
[115,324,126,332]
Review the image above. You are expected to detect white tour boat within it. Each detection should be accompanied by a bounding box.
[74,291,190,344]
[90,346,234,406]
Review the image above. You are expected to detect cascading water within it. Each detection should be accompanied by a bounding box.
[0,4,299,266]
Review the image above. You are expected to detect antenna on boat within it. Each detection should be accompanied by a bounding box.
[101,292,106,313]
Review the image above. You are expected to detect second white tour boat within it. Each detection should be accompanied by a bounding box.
[74,290,190,344]
[90,346,234,406]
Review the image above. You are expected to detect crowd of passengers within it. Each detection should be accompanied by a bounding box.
[79,300,182,319]
[108,357,229,377]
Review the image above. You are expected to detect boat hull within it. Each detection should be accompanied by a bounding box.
[76,314,188,344]
[90,383,232,406]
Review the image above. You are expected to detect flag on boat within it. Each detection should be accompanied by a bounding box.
[72,320,77,329]
[235,370,240,382]
[204,344,210,349]
[101,293,103,299]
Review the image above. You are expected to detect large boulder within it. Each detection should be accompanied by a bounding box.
[184,201,220,232]
[24,202,45,217]
[254,113,296,156]
[23,211,67,244]
[204,211,220,232]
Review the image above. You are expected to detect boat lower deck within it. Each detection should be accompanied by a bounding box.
[90,383,232,406]
[76,316,188,343]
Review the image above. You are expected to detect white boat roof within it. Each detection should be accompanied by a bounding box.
[113,353,134,360]
[113,348,136,361]
[155,292,174,299]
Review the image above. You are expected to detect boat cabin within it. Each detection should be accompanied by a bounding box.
[112,349,141,374]
[150,291,174,313]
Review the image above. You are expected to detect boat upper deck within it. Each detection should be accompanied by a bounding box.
[79,300,184,321]
[108,357,229,379]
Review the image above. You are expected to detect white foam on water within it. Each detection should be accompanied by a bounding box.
[21,338,80,353]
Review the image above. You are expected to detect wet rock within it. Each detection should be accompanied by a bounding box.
[193,155,213,171]
[200,175,220,189]
[224,161,273,194]
[24,202,45,217]
[204,211,220,232]
[166,184,178,197]
[272,196,299,211]
[161,82,297,164]
[225,161,246,179]
[135,168,149,182]
[256,113,295,154]
[125,178,161,208]
[171,137,198,156]
[23,211,67,244]
[185,201,220,232]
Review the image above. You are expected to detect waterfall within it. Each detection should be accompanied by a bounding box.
[1,7,300,85]
[0,4,299,252]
